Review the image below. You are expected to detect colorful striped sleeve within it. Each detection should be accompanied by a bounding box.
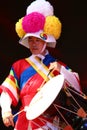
[1,67,20,106]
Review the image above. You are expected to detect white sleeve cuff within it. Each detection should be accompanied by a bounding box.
[0,92,12,116]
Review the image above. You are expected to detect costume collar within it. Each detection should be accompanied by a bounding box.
[32,49,49,61]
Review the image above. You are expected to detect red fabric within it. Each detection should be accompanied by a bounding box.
[15,110,52,130]
[64,125,73,130]
[15,74,46,130]
[0,59,81,130]
[12,59,31,79]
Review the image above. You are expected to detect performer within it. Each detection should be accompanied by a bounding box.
[0,0,81,129]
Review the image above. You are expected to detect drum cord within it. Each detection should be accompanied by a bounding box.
[38,117,63,130]
[53,90,86,124]
[64,79,87,100]
[63,86,87,118]
[64,87,81,109]
[53,104,78,117]
[53,104,73,130]
[28,120,46,130]
[67,86,87,100]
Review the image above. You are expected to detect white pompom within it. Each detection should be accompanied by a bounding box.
[26,0,54,17]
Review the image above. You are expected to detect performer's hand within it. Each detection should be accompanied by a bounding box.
[49,62,61,72]
[2,111,14,127]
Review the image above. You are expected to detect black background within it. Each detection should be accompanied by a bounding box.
[0,0,87,129]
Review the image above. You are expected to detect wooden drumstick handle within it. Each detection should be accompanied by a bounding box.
[13,107,28,118]
[37,68,54,91]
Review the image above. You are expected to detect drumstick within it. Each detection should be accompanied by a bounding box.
[13,107,27,118]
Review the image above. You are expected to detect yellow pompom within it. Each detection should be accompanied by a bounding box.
[15,17,26,38]
[44,16,62,40]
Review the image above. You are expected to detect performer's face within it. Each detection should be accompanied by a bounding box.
[28,36,46,55]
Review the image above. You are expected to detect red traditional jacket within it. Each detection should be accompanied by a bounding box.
[0,54,81,130]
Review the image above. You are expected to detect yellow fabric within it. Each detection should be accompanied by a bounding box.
[25,57,54,82]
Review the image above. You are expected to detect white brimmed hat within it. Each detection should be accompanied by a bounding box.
[19,30,56,48]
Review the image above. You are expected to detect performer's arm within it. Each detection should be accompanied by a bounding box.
[0,92,14,127]
[49,61,81,91]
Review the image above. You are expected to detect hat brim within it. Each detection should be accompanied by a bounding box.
[19,30,56,48]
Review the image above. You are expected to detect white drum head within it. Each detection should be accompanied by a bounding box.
[26,74,64,120]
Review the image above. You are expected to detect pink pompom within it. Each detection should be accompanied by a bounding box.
[22,12,45,33]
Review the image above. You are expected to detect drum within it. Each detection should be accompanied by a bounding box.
[25,74,87,130]
[26,74,64,120]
